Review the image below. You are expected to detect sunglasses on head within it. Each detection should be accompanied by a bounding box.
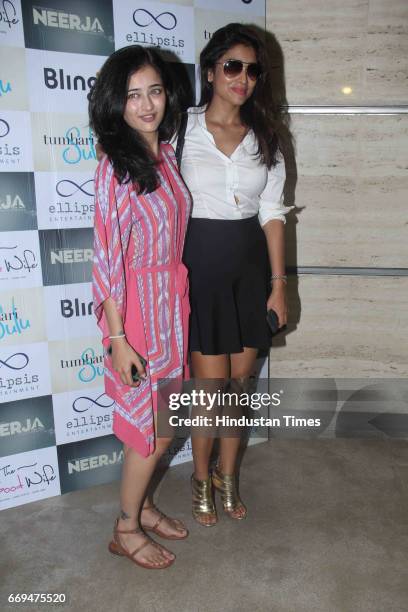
[215,59,262,81]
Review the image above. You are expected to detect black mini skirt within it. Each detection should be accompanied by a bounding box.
[183,215,272,355]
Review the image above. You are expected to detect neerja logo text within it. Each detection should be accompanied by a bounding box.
[0,417,45,437]
[68,450,124,474]
[0,193,24,210]
[50,248,93,265]
[32,7,104,35]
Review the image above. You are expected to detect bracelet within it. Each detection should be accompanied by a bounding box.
[109,333,126,339]
[271,274,288,283]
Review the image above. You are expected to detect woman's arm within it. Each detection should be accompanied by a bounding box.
[258,155,292,328]
[92,158,146,386]
[262,219,288,328]
[102,297,147,387]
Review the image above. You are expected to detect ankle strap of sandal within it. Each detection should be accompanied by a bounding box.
[114,518,143,535]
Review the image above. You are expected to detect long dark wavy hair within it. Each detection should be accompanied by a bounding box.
[89,45,179,194]
[199,23,282,169]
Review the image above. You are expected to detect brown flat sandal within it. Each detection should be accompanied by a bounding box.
[108,518,175,569]
[141,504,189,540]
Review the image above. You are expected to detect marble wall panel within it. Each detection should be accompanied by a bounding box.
[284,114,408,268]
[267,0,408,105]
[269,275,408,377]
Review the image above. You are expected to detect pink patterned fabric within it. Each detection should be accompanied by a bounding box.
[92,143,191,457]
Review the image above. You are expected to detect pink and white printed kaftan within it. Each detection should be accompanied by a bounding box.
[92,143,191,457]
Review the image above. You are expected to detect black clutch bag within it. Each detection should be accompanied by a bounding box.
[266,309,280,335]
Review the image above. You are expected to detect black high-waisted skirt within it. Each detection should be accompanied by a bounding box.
[183,215,272,355]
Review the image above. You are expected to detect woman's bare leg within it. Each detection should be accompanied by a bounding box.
[190,351,229,525]
[218,347,258,518]
[116,433,176,566]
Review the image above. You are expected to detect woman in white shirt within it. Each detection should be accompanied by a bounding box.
[178,23,293,526]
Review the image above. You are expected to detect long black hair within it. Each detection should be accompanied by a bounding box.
[199,23,282,169]
[89,45,179,194]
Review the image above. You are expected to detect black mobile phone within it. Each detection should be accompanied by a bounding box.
[107,345,147,382]
[266,309,280,335]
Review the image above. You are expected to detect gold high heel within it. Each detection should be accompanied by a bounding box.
[191,474,217,527]
[212,466,247,520]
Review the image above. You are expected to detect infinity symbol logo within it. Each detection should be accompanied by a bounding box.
[133,8,177,30]
[56,179,94,198]
[0,352,29,371]
[0,118,10,137]
[73,392,115,413]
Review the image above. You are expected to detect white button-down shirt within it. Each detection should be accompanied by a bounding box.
[173,106,293,226]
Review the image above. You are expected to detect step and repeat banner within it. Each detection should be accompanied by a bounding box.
[0,0,266,510]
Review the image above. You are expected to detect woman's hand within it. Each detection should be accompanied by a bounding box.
[110,337,147,387]
[266,281,288,328]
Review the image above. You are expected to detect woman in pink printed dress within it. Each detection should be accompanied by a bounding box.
[89,46,191,570]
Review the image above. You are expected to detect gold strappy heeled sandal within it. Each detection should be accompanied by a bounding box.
[212,466,247,520]
[191,474,217,527]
